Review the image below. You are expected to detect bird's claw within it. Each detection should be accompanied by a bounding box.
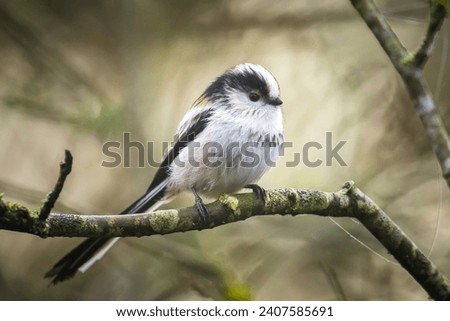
[192,189,209,227]
[245,184,267,204]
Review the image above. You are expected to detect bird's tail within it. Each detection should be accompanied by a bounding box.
[44,179,168,285]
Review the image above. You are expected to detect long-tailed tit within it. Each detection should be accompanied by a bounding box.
[45,63,284,284]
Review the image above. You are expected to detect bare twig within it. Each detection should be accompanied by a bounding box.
[412,3,448,68]
[39,150,72,220]
[350,0,450,189]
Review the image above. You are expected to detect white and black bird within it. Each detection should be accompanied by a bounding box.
[45,63,284,284]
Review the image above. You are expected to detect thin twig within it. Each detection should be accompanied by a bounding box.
[412,3,448,68]
[38,150,73,220]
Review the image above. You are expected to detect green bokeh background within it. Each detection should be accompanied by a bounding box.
[0,0,449,300]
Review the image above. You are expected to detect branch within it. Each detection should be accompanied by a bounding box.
[412,3,448,68]
[350,0,450,189]
[39,150,72,220]
[346,182,450,301]
[1,170,450,299]
[350,0,408,68]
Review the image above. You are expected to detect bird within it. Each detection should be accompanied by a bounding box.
[45,63,284,284]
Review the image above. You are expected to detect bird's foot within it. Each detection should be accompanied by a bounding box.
[245,184,266,204]
[192,189,209,227]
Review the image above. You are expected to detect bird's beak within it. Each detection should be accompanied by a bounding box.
[270,97,283,106]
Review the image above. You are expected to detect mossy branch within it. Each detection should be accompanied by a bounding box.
[1,151,449,299]
[350,0,450,189]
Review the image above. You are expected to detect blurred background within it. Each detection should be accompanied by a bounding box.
[1,0,449,300]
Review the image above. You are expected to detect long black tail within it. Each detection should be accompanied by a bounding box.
[44,100,208,285]
[44,181,167,285]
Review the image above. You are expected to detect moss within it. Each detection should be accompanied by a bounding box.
[219,194,241,216]
[266,189,286,212]
[400,52,415,67]
[6,201,31,220]
[149,210,179,233]
[298,189,330,210]
[262,189,331,216]
[83,218,101,235]
[356,199,378,216]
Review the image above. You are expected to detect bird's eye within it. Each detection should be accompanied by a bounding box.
[249,92,260,102]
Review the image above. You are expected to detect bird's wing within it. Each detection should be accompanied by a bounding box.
[145,106,213,193]
[45,106,214,285]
